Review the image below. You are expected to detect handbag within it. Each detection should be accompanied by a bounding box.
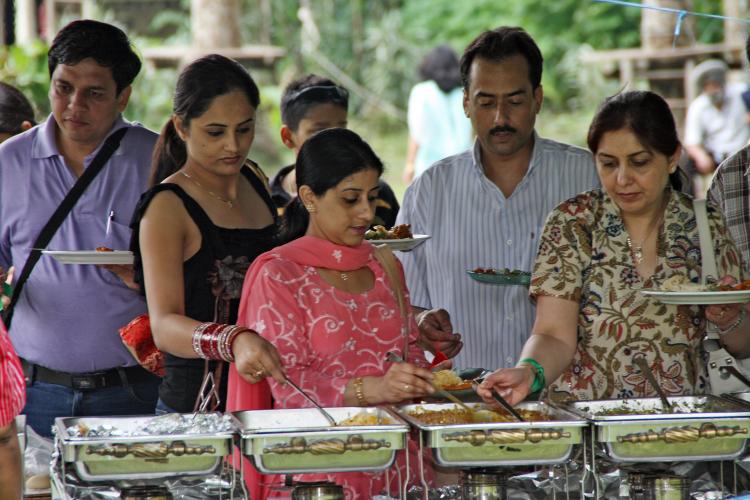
[695,199,750,394]
[2,127,128,328]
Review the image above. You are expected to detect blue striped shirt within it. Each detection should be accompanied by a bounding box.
[396,135,600,370]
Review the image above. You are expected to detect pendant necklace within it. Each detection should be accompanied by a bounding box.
[180,170,237,208]
[626,215,663,264]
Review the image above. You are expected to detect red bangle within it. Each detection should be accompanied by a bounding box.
[192,323,249,362]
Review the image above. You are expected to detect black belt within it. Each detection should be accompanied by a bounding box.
[20,359,155,391]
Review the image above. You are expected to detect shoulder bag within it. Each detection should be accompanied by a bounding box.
[2,128,128,328]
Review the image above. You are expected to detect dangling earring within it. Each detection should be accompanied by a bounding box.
[305,204,317,214]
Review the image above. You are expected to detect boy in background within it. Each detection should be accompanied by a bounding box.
[270,74,400,227]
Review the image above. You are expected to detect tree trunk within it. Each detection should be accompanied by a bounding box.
[723,0,747,48]
[191,0,242,48]
[640,0,695,49]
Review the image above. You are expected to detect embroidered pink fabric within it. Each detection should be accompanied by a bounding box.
[227,236,431,498]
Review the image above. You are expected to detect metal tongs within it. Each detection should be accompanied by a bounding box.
[486,384,525,422]
[386,351,475,413]
[633,356,672,413]
[285,376,338,426]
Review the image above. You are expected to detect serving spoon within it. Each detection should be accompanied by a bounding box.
[633,356,672,413]
[285,376,338,426]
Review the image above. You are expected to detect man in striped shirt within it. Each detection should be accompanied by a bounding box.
[397,27,599,370]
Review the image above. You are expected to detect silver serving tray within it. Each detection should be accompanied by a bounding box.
[55,414,234,481]
[396,402,587,467]
[233,406,408,474]
[566,396,750,462]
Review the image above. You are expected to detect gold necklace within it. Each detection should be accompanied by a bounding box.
[626,215,663,264]
[180,170,236,208]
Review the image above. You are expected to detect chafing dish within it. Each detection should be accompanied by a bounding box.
[54,413,234,481]
[233,406,408,474]
[396,402,587,467]
[566,396,750,462]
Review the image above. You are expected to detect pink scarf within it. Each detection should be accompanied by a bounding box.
[226,236,373,498]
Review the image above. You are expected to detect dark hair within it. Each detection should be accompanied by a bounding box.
[419,45,461,93]
[280,128,383,243]
[460,26,543,91]
[0,82,35,134]
[150,54,260,186]
[587,90,684,192]
[48,20,141,95]
[280,74,349,131]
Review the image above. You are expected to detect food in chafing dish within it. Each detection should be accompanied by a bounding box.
[407,404,551,424]
[433,370,472,391]
[577,399,727,416]
[66,412,234,438]
[365,223,413,240]
[338,412,393,426]
[95,246,114,252]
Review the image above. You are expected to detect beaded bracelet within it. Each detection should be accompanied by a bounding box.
[519,358,546,393]
[718,309,747,337]
[352,377,368,406]
[192,322,248,362]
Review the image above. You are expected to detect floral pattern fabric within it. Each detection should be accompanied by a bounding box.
[531,189,743,401]
[242,252,428,498]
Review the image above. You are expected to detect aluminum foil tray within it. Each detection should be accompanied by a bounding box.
[396,402,587,467]
[566,396,750,462]
[233,407,408,474]
[55,413,234,481]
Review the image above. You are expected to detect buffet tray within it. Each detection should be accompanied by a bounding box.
[396,402,587,467]
[566,396,750,462]
[233,406,408,474]
[55,414,234,481]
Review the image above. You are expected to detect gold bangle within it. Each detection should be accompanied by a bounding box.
[353,377,368,407]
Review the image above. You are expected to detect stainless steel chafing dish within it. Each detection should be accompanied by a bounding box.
[233,406,408,474]
[396,402,587,467]
[566,395,750,462]
[54,413,234,481]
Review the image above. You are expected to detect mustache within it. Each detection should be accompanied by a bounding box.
[490,125,516,135]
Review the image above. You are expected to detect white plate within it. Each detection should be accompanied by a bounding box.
[42,250,134,265]
[368,234,430,252]
[640,289,750,305]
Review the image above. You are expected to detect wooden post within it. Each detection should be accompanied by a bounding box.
[15,0,38,44]
[191,0,242,49]
[723,0,747,50]
[641,0,695,49]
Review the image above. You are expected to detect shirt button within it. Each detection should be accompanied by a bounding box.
[506,239,513,246]
[505,315,513,321]
[505,356,514,366]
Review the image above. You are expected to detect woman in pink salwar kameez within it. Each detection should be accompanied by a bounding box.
[227,128,438,499]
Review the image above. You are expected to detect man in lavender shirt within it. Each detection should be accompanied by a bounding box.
[0,20,160,437]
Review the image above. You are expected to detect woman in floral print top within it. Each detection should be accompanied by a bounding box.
[478,91,749,403]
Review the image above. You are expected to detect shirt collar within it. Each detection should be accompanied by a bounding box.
[32,114,128,160]
[470,130,541,177]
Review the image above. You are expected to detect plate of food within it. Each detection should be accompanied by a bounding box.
[467,267,531,286]
[42,248,134,265]
[429,368,488,402]
[365,224,430,252]
[641,275,750,305]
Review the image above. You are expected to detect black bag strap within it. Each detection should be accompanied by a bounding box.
[3,127,128,328]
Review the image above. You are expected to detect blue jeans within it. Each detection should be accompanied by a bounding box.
[154,398,179,415]
[23,376,160,438]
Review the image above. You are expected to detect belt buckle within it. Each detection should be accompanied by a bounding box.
[71,372,105,391]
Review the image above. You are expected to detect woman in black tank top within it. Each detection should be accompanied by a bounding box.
[130,55,285,413]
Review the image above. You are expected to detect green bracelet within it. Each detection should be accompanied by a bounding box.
[519,358,546,393]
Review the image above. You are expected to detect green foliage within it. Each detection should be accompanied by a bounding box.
[0,41,51,119]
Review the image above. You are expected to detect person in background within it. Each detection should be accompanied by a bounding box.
[0,20,160,438]
[131,54,285,415]
[0,81,35,143]
[397,26,599,371]
[402,45,473,184]
[270,74,400,227]
[0,319,24,500]
[229,128,437,498]
[684,59,750,199]
[478,90,746,405]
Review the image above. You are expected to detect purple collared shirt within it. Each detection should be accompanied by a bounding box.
[0,114,157,372]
